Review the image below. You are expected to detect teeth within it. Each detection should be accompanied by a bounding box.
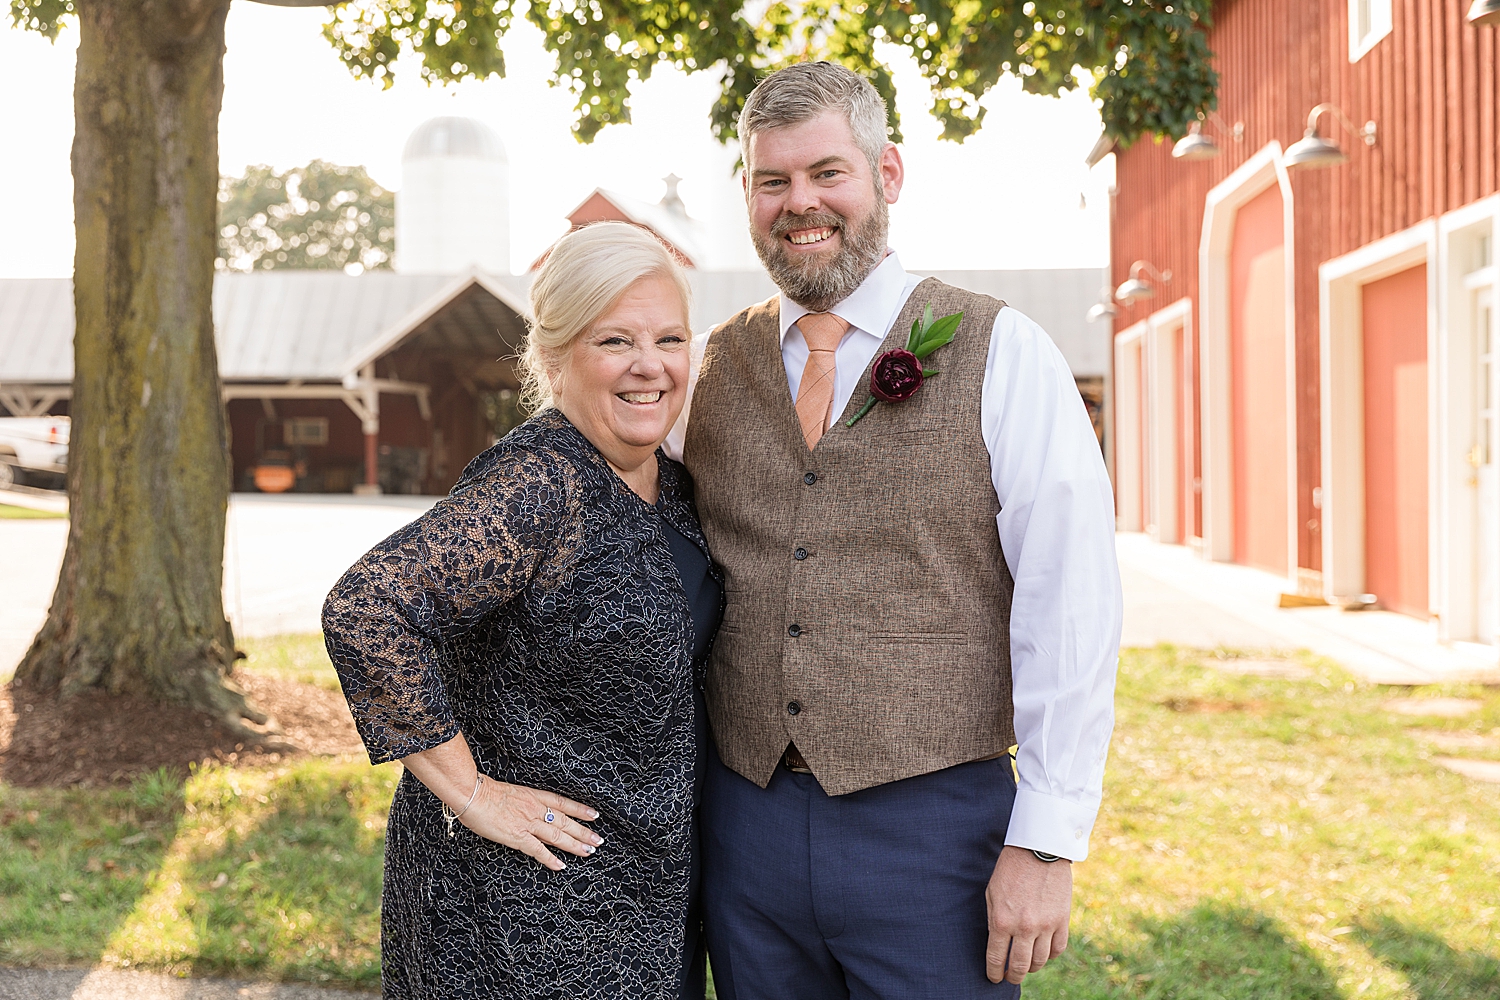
[789,228,834,245]
[620,391,662,404]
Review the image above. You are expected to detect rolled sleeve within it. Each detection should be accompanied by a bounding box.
[981,307,1122,862]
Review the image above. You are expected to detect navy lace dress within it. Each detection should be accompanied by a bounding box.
[322,408,721,1000]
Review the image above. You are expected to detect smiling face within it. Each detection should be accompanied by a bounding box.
[744,109,903,311]
[551,273,692,469]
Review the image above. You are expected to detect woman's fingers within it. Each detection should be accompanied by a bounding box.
[544,812,603,850]
[512,832,567,872]
[532,817,599,858]
[540,790,601,822]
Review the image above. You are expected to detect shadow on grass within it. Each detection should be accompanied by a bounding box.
[0,769,182,966]
[101,758,393,988]
[2,757,393,990]
[1357,916,1500,1000]
[1029,903,1340,1000]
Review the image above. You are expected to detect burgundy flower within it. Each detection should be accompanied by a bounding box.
[870,349,924,403]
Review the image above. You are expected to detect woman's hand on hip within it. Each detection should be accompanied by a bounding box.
[399,731,603,871]
[462,779,604,871]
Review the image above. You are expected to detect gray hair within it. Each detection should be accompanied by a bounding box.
[520,222,692,412]
[738,62,890,176]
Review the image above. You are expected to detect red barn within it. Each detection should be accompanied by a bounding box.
[1108,0,1499,643]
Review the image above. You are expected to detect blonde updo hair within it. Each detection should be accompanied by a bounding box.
[521,221,693,412]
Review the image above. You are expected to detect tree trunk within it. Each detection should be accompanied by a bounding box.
[15,0,270,733]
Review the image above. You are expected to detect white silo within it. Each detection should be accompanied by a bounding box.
[396,117,510,274]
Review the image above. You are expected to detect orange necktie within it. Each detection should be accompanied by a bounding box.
[794,312,851,449]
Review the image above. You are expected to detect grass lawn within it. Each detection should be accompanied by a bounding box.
[0,504,65,519]
[1,640,1497,996]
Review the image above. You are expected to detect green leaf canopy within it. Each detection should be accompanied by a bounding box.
[319,0,1218,147]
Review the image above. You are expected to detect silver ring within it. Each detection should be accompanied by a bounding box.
[544,810,556,824]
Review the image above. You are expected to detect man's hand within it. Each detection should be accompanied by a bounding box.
[984,845,1073,985]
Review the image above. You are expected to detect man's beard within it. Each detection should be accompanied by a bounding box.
[751,197,889,313]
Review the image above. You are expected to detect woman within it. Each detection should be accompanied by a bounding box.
[323,221,721,1000]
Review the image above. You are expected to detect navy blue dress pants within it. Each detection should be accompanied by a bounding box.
[701,747,1023,1000]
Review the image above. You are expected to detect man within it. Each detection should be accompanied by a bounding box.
[669,61,1121,999]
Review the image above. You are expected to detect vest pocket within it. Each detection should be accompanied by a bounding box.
[864,631,972,644]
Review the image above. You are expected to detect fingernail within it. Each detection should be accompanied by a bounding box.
[585,845,596,855]
[589,809,600,820]
[594,835,605,846]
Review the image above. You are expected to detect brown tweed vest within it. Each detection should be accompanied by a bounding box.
[683,278,1015,795]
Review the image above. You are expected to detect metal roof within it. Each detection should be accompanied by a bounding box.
[0,278,73,382]
[0,271,534,385]
[0,265,1108,386]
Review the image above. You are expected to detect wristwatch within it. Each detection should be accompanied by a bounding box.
[1031,850,1064,863]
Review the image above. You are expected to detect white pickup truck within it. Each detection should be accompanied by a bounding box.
[0,416,70,490]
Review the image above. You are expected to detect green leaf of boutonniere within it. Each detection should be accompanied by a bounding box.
[913,311,963,359]
[906,302,936,353]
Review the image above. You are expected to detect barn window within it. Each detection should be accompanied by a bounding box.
[1349,0,1393,61]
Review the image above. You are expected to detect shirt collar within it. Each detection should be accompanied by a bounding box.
[778,250,909,345]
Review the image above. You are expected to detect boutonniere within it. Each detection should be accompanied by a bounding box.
[846,304,964,427]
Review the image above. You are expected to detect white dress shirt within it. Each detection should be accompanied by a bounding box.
[666,251,1122,861]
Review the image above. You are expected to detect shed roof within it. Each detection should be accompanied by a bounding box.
[0,265,1109,387]
[0,271,533,385]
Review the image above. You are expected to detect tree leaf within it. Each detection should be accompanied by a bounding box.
[311,0,1218,149]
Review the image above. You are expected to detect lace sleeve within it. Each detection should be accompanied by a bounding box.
[321,443,578,764]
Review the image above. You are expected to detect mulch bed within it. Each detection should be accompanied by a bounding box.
[0,671,367,788]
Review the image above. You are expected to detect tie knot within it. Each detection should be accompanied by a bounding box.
[798,312,850,353]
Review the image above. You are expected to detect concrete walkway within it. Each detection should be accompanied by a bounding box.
[6,491,1499,686]
[0,968,375,999]
[2,491,434,680]
[1119,532,1500,684]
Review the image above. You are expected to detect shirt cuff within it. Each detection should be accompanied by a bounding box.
[1004,787,1099,862]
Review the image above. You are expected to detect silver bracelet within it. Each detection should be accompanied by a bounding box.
[442,773,485,839]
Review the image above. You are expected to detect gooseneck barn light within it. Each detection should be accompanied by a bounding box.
[1172,123,1220,161]
[1114,261,1172,305]
[1468,1,1500,26]
[1284,104,1378,170]
[1171,113,1246,161]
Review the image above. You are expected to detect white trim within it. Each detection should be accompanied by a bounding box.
[1435,199,1500,641]
[0,385,70,417]
[1348,0,1393,63]
[1145,298,1192,545]
[221,378,435,431]
[1318,220,1437,611]
[1113,321,1146,533]
[1197,142,1299,584]
[1113,298,1196,544]
[339,269,532,377]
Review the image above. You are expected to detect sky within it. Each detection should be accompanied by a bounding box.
[0,5,1115,278]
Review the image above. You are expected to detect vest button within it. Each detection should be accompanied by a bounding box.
[787,623,802,637]
[787,701,802,716]
[803,472,817,485]
[794,547,808,560]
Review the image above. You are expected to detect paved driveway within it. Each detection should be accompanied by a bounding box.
[6,495,1498,684]
[0,967,375,999]
[2,493,434,680]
